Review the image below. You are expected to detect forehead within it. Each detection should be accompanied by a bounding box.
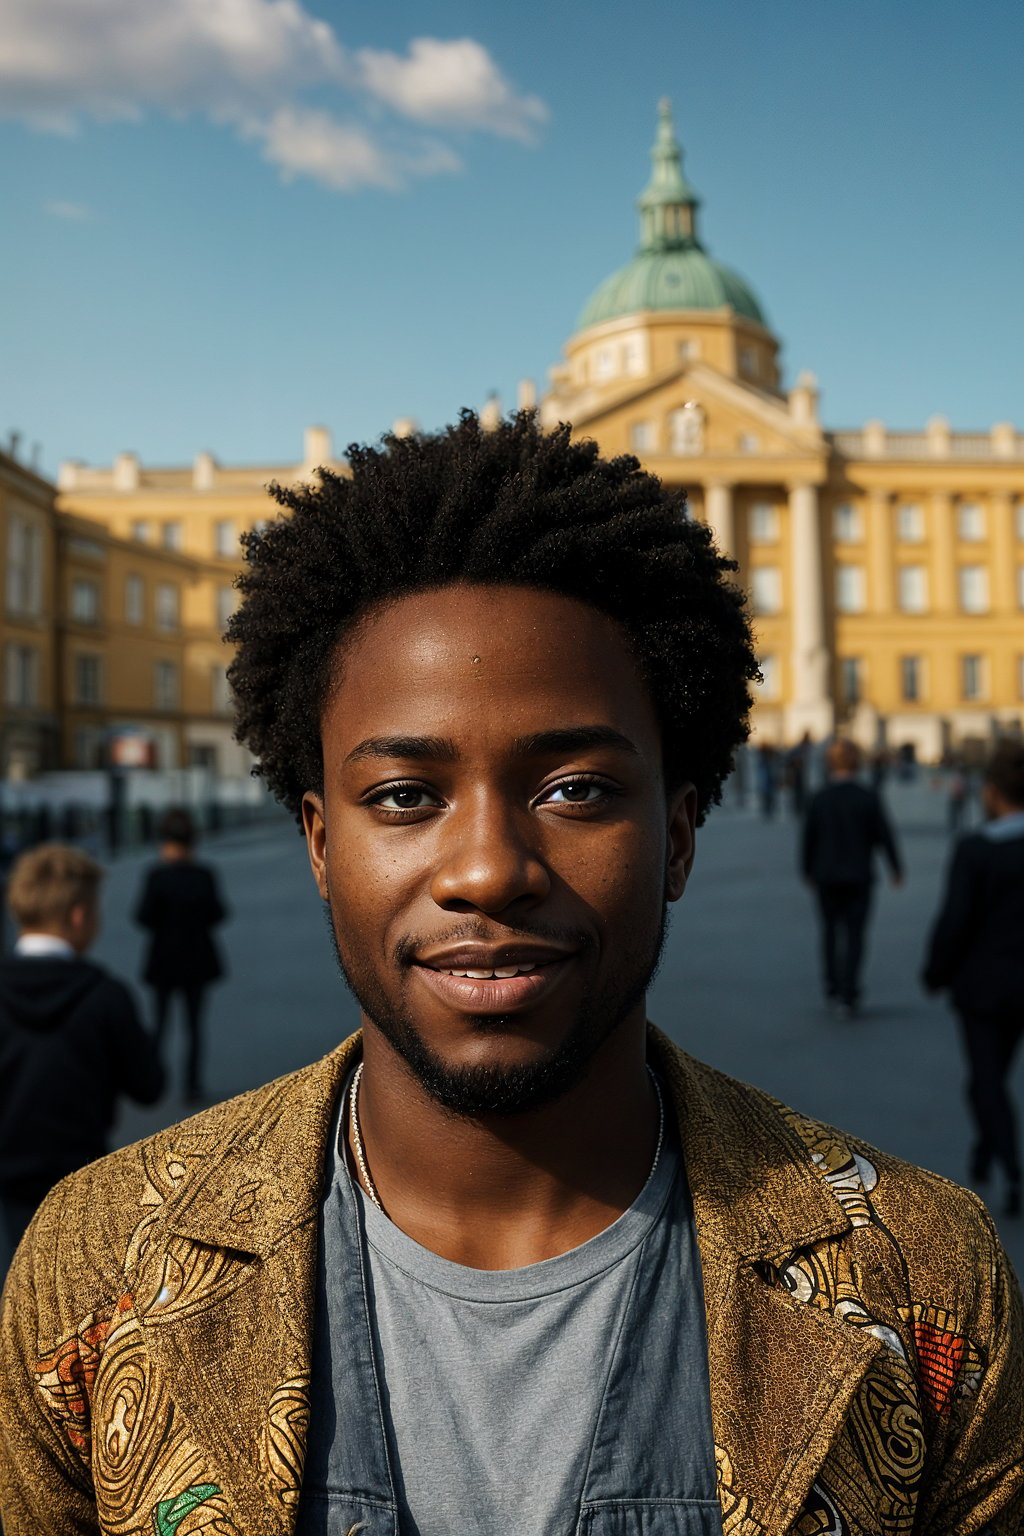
[324,584,659,749]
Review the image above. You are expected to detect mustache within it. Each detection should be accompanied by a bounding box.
[394,921,594,968]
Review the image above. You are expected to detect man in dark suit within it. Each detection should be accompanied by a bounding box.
[0,844,163,1273]
[134,807,228,1102]
[923,739,1024,1216]
[801,738,903,1018]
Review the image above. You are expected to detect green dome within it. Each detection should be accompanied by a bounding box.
[578,248,766,329]
[577,99,767,332]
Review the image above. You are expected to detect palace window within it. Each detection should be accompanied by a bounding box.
[737,432,761,454]
[131,520,152,543]
[739,346,758,379]
[750,567,782,615]
[897,565,928,614]
[216,585,236,631]
[668,404,704,455]
[211,664,232,715]
[678,339,700,362]
[839,657,863,705]
[958,566,989,614]
[755,654,779,700]
[623,336,645,376]
[124,574,144,624]
[154,660,180,710]
[594,347,616,381]
[957,502,985,541]
[214,519,236,557]
[155,582,179,632]
[161,520,183,551]
[961,655,986,701]
[630,422,655,452]
[5,643,39,706]
[896,503,924,542]
[900,656,922,703]
[70,578,100,624]
[5,515,43,616]
[835,565,866,614]
[73,653,103,706]
[833,503,862,543]
[749,503,779,543]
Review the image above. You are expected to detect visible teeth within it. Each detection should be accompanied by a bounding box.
[442,963,539,979]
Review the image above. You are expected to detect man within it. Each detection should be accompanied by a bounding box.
[0,415,1020,1534]
[801,738,903,1018]
[0,844,164,1271]
[924,739,1024,1219]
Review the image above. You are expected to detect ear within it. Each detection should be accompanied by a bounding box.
[301,792,330,900]
[665,782,698,902]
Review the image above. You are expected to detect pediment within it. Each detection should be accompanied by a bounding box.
[564,361,825,462]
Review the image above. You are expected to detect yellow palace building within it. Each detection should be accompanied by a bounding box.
[52,101,1024,771]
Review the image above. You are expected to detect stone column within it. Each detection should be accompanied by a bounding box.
[931,492,956,614]
[867,489,894,614]
[786,481,834,739]
[704,480,734,556]
[990,492,1016,613]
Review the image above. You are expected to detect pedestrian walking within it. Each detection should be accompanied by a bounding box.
[0,844,163,1276]
[134,807,228,1102]
[948,764,971,832]
[923,739,1024,1217]
[2,415,1020,1532]
[801,738,903,1016]
[784,730,813,815]
[755,741,779,817]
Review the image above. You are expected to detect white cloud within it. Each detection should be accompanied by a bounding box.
[44,200,94,220]
[0,0,346,124]
[357,37,548,143]
[0,0,547,191]
[250,107,460,192]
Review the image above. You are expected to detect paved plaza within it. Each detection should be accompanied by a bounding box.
[91,775,1023,1277]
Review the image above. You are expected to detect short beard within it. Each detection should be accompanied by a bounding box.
[326,909,668,1118]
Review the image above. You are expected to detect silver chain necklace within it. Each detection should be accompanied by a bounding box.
[347,1058,665,1217]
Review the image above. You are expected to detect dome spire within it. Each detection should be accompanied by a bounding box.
[637,98,701,254]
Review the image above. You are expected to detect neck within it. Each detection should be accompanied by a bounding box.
[351,1011,659,1269]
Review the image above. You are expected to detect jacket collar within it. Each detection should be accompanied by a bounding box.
[155,1028,880,1536]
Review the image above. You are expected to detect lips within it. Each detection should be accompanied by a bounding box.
[411,946,575,1014]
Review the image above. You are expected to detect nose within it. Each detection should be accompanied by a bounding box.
[429,798,551,914]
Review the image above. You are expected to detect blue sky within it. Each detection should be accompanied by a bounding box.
[2,0,1022,477]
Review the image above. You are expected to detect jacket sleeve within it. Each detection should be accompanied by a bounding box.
[871,793,903,878]
[133,869,159,930]
[800,798,818,880]
[106,980,165,1104]
[0,1189,99,1533]
[917,1203,1024,1533]
[922,838,980,991]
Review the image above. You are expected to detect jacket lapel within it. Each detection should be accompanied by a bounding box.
[651,1031,883,1535]
[141,1036,360,1533]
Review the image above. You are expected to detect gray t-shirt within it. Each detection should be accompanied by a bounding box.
[297,1081,721,1536]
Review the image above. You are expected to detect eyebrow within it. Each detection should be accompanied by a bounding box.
[344,725,640,766]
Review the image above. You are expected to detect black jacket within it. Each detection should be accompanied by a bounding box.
[134,860,227,989]
[801,780,903,886]
[922,821,1024,1011]
[0,956,163,1201]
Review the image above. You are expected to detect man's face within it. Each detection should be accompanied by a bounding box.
[303,584,696,1116]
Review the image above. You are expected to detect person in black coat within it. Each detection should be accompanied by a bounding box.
[801,738,903,1017]
[134,807,228,1102]
[923,740,1024,1216]
[0,844,163,1272]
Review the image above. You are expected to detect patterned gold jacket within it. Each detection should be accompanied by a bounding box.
[1,1028,1021,1535]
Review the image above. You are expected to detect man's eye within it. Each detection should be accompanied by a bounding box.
[543,779,608,805]
[373,786,437,810]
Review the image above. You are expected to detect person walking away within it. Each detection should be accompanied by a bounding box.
[0,844,163,1275]
[755,742,778,818]
[785,731,813,816]
[923,739,1024,1217]
[802,738,903,1017]
[948,765,970,833]
[134,807,228,1102]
